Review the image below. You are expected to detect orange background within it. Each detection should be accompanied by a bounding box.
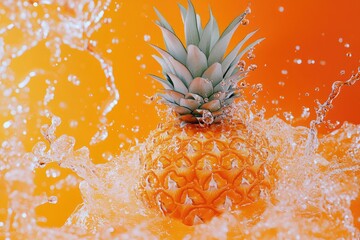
[1,0,360,229]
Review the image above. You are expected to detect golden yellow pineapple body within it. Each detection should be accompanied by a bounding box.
[139,118,274,225]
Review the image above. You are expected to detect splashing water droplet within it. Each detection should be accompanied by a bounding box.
[241,18,250,26]
[48,196,58,204]
[144,34,151,42]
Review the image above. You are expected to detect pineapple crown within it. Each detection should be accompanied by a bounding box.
[151,0,264,124]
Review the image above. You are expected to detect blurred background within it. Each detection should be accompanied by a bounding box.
[0,0,359,228]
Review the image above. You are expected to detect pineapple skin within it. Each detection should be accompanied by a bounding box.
[139,118,274,226]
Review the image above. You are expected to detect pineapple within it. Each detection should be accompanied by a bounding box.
[139,0,273,226]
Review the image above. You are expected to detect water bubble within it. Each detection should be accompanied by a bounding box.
[112,38,119,44]
[301,107,310,119]
[48,196,58,204]
[340,70,345,75]
[338,38,343,43]
[67,75,80,86]
[46,168,61,178]
[102,152,114,161]
[198,110,214,125]
[307,59,315,64]
[281,70,288,75]
[320,60,326,66]
[241,19,250,26]
[131,126,140,133]
[278,81,285,86]
[247,52,255,60]
[3,120,12,129]
[344,43,350,48]
[237,60,246,71]
[295,45,301,51]
[294,59,302,64]
[136,54,143,61]
[247,64,257,71]
[144,34,151,42]
[283,112,294,122]
[278,6,284,12]
[69,120,78,128]
[345,52,352,57]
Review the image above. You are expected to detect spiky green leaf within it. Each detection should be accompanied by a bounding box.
[208,21,241,66]
[198,15,214,57]
[188,77,213,98]
[186,45,208,77]
[209,9,220,50]
[196,14,203,36]
[201,100,221,112]
[185,0,200,46]
[167,73,189,94]
[154,7,174,33]
[158,25,187,64]
[180,98,201,110]
[149,75,173,90]
[224,38,264,78]
[202,62,223,86]
[221,30,258,74]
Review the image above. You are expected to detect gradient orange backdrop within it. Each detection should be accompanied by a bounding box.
[1,0,360,229]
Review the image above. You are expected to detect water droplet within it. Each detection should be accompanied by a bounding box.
[136,54,143,61]
[46,169,60,178]
[144,34,151,42]
[112,38,119,44]
[3,120,12,129]
[237,60,246,71]
[67,75,80,86]
[271,99,279,105]
[307,59,315,64]
[131,126,140,133]
[294,58,302,64]
[301,106,310,119]
[281,69,288,75]
[48,196,58,204]
[283,112,294,122]
[247,64,257,71]
[69,120,78,128]
[241,19,250,26]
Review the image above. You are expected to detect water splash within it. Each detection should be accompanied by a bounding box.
[307,69,360,154]
[0,0,119,145]
[0,1,360,239]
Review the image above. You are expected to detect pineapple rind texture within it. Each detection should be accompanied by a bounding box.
[151,1,263,124]
[139,119,274,226]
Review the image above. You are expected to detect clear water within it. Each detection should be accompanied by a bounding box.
[0,0,359,239]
